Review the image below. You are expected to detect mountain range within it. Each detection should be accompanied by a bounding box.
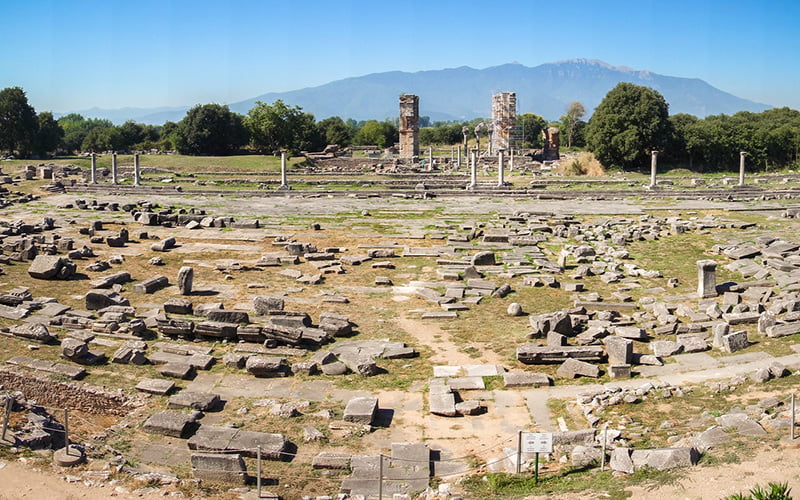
[60,59,771,125]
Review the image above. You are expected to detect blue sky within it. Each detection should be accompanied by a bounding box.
[1,0,798,113]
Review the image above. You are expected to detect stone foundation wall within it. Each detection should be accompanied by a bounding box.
[0,368,140,416]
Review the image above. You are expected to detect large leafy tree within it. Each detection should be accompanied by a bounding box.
[245,100,323,154]
[35,111,64,156]
[175,104,248,156]
[352,120,398,148]
[57,113,114,153]
[518,113,547,148]
[0,87,39,157]
[586,82,672,170]
[317,116,353,147]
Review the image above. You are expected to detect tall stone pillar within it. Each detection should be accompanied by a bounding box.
[649,150,658,188]
[111,152,118,184]
[491,92,516,153]
[133,153,141,186]
[467,148,478,190]
[456,146,461,169]
[697,259,717,298]
[738,151,747,186]
[497,149,505,187]
[428,147,433,171]
[399,94,419,159]
[278,151,290,190]
[90,153,97,184]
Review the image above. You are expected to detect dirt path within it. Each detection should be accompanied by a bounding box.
[396,315,506,367]
[0,460,167,500]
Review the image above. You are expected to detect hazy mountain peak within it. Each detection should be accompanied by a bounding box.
[62,61,771,124]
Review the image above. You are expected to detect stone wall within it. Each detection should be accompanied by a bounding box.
[0,368,140,416]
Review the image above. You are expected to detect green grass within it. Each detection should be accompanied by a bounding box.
[462,466,683,499]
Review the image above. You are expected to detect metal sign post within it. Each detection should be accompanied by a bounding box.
[520,432,553,483]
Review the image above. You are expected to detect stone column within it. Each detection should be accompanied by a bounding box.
[697,259,717,298]
[133,153,141,186]
[738,151,747,186]
[497,149,505,187]
[648,150,658,188]
[111,152,118,184]
[90,153,97,184]
[456,146,461,169]
[398,94,420,159]
[278,151,290,190]
[468,148,478,190]
[428,147,433,171]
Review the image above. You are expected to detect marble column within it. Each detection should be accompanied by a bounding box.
[468,148,478,190]
[278,151,290,190]
[738,151,747,186]
[133,153,141,186]
[649,150,658,188]
[697,259,717,298]
[456,147,461,169]
[497,149,505,187]
[90,153,97,184]
[111,152,118,184]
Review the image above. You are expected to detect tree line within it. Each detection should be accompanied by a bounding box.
[0,87,400,157]
[2,84,799,172]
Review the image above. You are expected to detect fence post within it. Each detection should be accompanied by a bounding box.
[64,408,70,454]
[516,430,523,474]
[792,394,796,441]
[257,445,262,498]
[378,453,384,500]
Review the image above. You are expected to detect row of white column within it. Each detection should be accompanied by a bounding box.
[649,150,748,188]
[89,153,141,186]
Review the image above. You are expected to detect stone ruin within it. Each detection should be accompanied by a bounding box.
[398,94,419,159]
[491,91,516,153]
[542,126,560,161]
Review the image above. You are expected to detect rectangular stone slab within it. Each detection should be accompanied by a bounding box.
[517,345,605,364]
[188,426,288,459]
[143,411,195,438]
[135,378,176,395]
[343,397,379,425]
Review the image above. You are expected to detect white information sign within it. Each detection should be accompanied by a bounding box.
[521,432,553,454]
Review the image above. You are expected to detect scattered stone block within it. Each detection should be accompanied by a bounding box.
[191,453,247,484]
[556,358,600,378]
[143,411,197,438]
[135,378,176,395]
[343,397,378,425]
[133,275,169,294]
[502,371,552,387]
[168,391,221,411]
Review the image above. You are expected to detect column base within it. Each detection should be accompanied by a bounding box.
[277,184,292,191]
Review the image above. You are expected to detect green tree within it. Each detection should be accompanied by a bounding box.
[317,116,353,147]
[518,113,547,148]
[0,86,39,157]
[117,120,145,150]
[245,100,324,154]
[57,114,113,153]
[352,120,397,148]
[560,101,586,148]
[585,82,672,170]
[81,126,122,152]
[175,104,248,156]
[34,111,64,157]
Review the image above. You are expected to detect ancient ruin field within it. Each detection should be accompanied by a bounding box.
[2,158,800,499]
